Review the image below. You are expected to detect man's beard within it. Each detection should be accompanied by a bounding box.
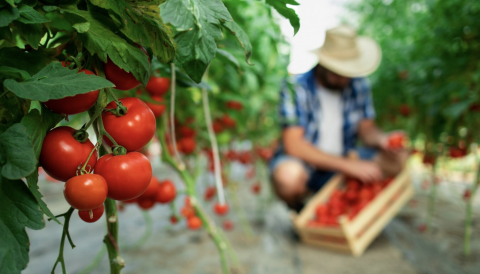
[316,66,349,90]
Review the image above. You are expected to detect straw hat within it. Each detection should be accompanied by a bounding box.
[312,25,382,78]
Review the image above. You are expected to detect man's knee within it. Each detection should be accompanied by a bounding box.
[272,161,309,200]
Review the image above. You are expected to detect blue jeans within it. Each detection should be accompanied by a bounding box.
[269,147,377,192]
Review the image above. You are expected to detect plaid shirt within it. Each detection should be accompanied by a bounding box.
[278,67,376,156]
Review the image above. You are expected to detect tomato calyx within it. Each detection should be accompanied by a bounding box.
[112,146,128,156]
[72,128,89,143]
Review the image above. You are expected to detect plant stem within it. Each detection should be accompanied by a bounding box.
[128,211,153,250]
[229,182,254,238]
[51,207,75,274]
[103,198,124,274]
[426,161,438,231]
[80,144,98,173]
[202,88,226,205]
[464,151,480,256]
[99,115,119,147]
[157,122,231,274]
[169,63,185,169]
[77,246,107,274]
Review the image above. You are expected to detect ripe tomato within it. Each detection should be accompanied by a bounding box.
[64,174,108,210]
[204,186,216,201]
[102,97,156,151]
[146,76,170,96]
[213,202,229,216]
[137,199,155,210]
[138,176,160,200]
[449,147,466,158]
[463,189,471,201]
[226,101,243,111]
[78,205,104,223]
[213,121,223,133]
[94,152,152,201]
[238,152,252,164]
[156,180,176,203]
[187,216,202,230]
[170,215,178,224]
[387,132,405,149]
[40,126,97,182]
[315,205,328,218]
[145,96,166,118]
[44,68,99,115]
[223,220,234,231]
[251,183,261,195]
[220,114,236,128]
[181,206,196,218]
[104,45,149,91]
[179,126,196,138]
[178,137,196,154]
[399,104,410,117]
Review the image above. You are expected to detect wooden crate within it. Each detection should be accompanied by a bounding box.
[292,166,414,256]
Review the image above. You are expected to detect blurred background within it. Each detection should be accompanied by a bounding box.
[24,0,480,273]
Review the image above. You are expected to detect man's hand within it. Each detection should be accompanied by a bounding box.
[379,131,408,158]
[341,160,383,183]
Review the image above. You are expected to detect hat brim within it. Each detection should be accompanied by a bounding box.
[313,37,382,78]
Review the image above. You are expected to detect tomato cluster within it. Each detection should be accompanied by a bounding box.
[387,132,406,149]
[212,114,237,134]
[139,76,170,118]
[181,197,202,230]
[449,146,467,158]
[307,177,393,227]
[123,177,176,210]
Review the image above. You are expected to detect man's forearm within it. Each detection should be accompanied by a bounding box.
[284,139,349,173]
[359,119,385,148]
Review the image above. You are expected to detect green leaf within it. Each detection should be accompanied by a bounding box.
[0,5,19,27]
[0,123,36,180]
[0,66,30,81]
[0,93,30,133]
[161,0,232,83]
[88,0,176,63]
[265,0,300,35]
[442,100,473,119]
[216,48,240,71]
[0,175,45,274]
[61,9,89,32]
[4,62,114,101]
[63,9,150,85]
[21,108,62,224]
[17,5,49,24]
[0,47,54,76]
[14,21,44,48]
[0,26,12,42]
[222,21,253,65]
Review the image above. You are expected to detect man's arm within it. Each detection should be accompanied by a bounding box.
[358,119,386,149]
[283,126,382,182]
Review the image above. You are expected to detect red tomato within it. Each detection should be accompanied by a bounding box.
[204,186,216,201]
[213,202,229,216]
[251,183,261,195]
[220,114,236,128]
[346,179,361,191]
[178,137,196,155]
[156,180,176,204]
[145,96,166,118]
[123,197,138,204]
[145,76,170,96]
[238,152,252,164]
[223,220,234,231]
[102,97,156,151]
[213,121,223,133]
[181,206,195,218]
[387,133,405,149]
[94,152,152,201]
[137,176,160,200]
[44,68,99,115]
[463,189,472,201]
[78,205,104,223]
[399,104,410,117]
[449,147,466,158]
[40,126,97,182]
[104,45,149,91]
[64,174,108,210]
[187,216,202,230]
[137,199,155,210]
[344,190,358,202]
[179,126,196,138]
[422,154,436,166]
[170,215,178,224]
[315,205,328,218]
[226,101,243,111]
[359,187,374,201]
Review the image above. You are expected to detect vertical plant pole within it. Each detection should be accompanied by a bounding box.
[464,145,479,256]
[425,143,443,231]
[155,65,235,274]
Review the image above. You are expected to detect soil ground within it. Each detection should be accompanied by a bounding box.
[25,158,480,274]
